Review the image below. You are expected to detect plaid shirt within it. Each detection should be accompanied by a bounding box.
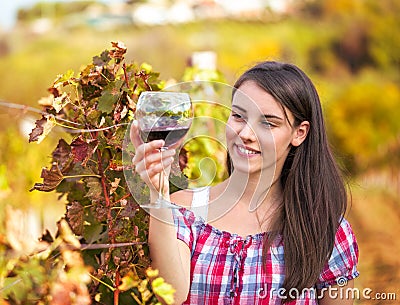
[173,208,359,305]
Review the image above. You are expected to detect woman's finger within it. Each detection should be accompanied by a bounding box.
[132,139,166,164]
[137,156,174,178]
[134,149,175,173]
[135,155,174,192]
[129,120,142,148]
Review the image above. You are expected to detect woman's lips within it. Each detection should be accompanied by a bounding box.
[235,144,261,158]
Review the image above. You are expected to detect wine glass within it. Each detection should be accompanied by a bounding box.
[135,91,192,209]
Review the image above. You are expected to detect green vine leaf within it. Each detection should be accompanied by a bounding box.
[54,69,75,87]
[98,79,125,114]
[118,272,140,292]
[85,177,103,202]
[27,41,171,304]
[151,277,176,305]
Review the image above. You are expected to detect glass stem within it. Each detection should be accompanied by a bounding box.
[158,147,167,201]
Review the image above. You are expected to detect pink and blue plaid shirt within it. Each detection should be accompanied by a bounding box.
[173,207,359,304]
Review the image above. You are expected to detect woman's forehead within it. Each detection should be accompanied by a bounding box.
[232,81,285,117]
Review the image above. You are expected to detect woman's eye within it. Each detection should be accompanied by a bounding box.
[261,121,275,128]
[231,112,244,120]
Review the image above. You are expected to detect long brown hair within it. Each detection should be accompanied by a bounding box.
[233,61,347,301]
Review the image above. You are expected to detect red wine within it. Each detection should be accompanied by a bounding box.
[140,126,189,146]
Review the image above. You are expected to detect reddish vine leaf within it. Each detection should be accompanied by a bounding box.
[48,86,60,98]
[66,201,84,235]
[71,136,89,163]
[93,50,111,67]
[27,42,169,303]
[134,70,151,91]
[28,116,55,143]
[85,140,99,166]
[91,203,108,222]
[70,136,98,166]
[52,139,73,173]
[30,162,64,192]
[28,116,47,143]
[109,41,127,62]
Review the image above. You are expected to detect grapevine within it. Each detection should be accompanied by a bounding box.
[2,42,175,305]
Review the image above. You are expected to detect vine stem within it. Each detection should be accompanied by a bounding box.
[0,100,82,126]
[96,149,112,217]
[80,241,144,250]
[114,269,121,305]
[88,273,115,292]
[122,63,130,88]
[51,117,129,133]
[0,99,129,133]
[64,174,102,179]
[94,144,121,303]
[112,192,132,205]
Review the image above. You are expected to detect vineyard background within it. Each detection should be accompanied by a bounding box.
[0,0,399,304]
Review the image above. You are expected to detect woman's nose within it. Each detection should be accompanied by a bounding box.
[238,122,257,141]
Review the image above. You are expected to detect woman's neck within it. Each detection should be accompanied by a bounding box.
[208,170,282,233]
[212,169,282,215]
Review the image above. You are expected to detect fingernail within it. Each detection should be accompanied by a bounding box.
[156,140,165,147]
[162,156,173,163]
[167,149,176,155]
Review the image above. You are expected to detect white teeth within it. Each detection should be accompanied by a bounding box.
[237,146,258,155]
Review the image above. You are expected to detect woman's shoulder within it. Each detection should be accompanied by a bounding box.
[170,186,212,208]
[316,217,359,289]
[331,217,358,258]
[335,217,357,244]
[170,189,193,208]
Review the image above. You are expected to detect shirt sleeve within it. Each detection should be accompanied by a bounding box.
[172,207,197,250]
[316,217,360,289]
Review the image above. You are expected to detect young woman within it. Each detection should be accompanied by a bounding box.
[130,61,359,304]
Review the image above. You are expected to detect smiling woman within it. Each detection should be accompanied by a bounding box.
[226,81,307,179]
[130,60,359,304]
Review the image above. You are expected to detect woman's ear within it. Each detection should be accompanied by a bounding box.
[291,121,310,147]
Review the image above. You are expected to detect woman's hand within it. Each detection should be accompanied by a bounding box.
[129,121,191,303]
[130,121,176,198]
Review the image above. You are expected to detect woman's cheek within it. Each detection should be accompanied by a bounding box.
[225,120,239,142]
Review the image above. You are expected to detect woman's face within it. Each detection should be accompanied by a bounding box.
[226,80,304,177]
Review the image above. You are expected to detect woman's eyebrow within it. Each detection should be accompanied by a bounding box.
[232,105,284,121]
[231,105,246,113]
[263,114,284,121]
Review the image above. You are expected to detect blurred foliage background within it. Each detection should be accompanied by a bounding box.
[0,0,399,303]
